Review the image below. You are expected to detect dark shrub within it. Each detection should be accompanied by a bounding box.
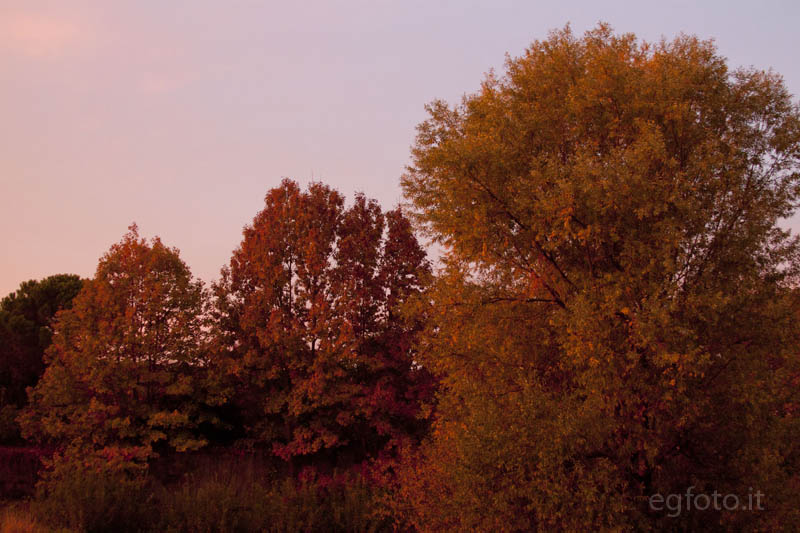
[33,462,153,533]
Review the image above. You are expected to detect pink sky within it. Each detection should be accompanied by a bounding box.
[2,1,799,296]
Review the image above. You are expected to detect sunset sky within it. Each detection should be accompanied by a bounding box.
[2,0,799,296]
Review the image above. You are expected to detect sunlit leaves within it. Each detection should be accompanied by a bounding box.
[213,179,435,473]
[20,225,209,468]
[401,24,800,531]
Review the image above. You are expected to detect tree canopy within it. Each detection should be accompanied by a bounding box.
[0,274,84,443]
[212,179,435,475]
[400,24,800,531]
[0,274,84,408]
[6,22,800,532]
[20,226,209,468]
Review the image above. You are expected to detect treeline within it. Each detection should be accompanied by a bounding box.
[3,179,435,531]
[2,24,800,532]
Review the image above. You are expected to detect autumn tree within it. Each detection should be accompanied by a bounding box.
[20,226,209,469]
[212,179,434,474]
[399,25,800,531]
[0,274,83,442]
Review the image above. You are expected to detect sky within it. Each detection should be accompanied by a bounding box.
[1,0,799,296]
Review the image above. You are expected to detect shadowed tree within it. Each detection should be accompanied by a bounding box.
[0,274,83,442]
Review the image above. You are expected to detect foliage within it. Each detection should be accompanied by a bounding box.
[0,502,55,533]
[0,405,21,444]
[400,24,800,531]
[0,274,83,442]
[4,20,799,532]
[212,179,435,473]
[157,460,390,533]
[0,446,46,499]
[33,457,152,533]
[19,225,209,467]
[21,450,391,533]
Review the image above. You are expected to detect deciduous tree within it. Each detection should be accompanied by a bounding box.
[20,225,209,468]
[400,24,800,531]
[212,179,434,475]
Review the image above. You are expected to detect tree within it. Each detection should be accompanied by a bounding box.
[0,274,83,442]
[399,24,800,531]
[0,275,84,405]
[20,225,209,469]
[212,179,434,475]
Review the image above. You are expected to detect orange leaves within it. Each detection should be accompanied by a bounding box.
[399,21,800,531]
[215,179,435,471]
[20,227,208,466]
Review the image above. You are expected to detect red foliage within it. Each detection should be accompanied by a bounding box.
[212,179,435,474]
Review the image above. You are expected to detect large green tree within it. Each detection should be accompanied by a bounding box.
[212,179,434,475]
[20,226,209,468]
[399,25,800,531]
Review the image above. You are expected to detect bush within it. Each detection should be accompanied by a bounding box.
[157,461,392,533]
[0,503,55,533]
[33,461,153,533]
[157,470,270,533]
[261,477,390,533]
[0,446,45,499]
[0,404,21,444]
[25,450,395,532]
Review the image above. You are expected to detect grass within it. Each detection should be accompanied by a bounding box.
[0,502,61,533]
[0,453,396,532]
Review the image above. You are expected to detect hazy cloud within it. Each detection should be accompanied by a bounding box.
[0,11,88,58]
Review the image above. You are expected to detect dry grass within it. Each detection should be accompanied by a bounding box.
[0,504,53,533]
